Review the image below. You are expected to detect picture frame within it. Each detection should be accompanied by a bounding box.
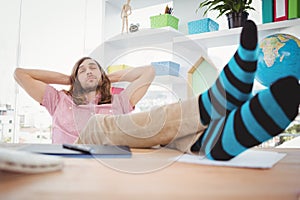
[274,0,288,21]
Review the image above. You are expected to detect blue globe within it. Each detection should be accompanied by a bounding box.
[256,33,300,87]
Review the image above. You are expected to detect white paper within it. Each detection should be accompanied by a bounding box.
[176,150,286,169]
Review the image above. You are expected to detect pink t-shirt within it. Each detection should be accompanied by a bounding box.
[41,85,134,144]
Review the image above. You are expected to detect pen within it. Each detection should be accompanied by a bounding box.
[62,144,92,154]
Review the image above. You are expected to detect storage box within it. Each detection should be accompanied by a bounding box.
[151,61,180,76]
[188,18,219,34]
[107,64,130,74]
[150,14,179,30]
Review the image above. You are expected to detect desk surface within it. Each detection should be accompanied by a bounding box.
[0,145,299,200]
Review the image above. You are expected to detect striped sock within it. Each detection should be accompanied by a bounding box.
[198,20,258,125]
[201,76,300,160]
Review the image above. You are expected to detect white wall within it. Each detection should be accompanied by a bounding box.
[104,2,122,40]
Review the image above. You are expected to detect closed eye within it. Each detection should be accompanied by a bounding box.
[90,65,97,70]
[78,68,86,73]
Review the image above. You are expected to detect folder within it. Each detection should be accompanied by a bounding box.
[19,144,132,158]
[288,0,300,19]
[262,0,273,23]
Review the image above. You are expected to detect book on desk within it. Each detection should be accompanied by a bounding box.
[18,144,132,158]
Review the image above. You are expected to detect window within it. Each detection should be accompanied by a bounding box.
[1,0,103,143]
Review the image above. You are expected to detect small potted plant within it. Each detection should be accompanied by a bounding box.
[197,0,255,28]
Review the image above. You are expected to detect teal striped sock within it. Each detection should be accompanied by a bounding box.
[201,76,300,160]
[198,20,258,125]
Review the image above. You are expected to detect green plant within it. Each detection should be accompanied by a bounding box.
[197,0,255,18]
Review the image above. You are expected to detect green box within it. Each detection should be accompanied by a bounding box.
[289,0,300,19]
[150,14,179,30]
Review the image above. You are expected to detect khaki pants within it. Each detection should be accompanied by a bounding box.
[76,97,207,153]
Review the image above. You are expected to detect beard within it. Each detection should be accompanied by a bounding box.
[81,79,99,93]
[82,84,98,93]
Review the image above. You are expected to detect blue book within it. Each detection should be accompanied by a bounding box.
[19,144,132,158]
[262,0,273,23]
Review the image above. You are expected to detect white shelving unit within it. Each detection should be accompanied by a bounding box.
[174,18,300,50]
[99,0,300,112]
[100,19,300,66]
[90,27,186,69]
[90,26,199,101]
[92,15,300,102]
[95,18,300,100]
[105,0,171,9]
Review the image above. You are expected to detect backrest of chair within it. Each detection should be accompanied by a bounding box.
[111,87,124,94]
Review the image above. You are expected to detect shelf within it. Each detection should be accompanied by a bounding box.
[105,0,171,9]
[105,27,183,48]
[102,26,210,68]
[111,75,186,91]
[174,18,300,49]
[104,19,299,56]
[102,19,300,60]
[153,75,186,85]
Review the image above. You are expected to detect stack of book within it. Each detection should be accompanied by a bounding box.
[262,0,299,23]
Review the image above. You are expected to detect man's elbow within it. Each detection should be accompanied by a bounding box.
[146,65,155,81]
[14,68,27,84]
[14,68,22,81]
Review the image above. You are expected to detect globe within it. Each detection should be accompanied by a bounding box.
[256,33,300,87]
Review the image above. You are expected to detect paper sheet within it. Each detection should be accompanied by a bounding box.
[177,150,286,169]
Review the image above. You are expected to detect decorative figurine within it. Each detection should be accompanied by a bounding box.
[121,0,132,34]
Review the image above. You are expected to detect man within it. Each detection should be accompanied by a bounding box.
[14,58,155,144]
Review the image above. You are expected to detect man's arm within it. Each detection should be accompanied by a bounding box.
[14,68,70,104]
[107,65,155,106]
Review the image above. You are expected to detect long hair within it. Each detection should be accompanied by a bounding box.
[66,57,112,105]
